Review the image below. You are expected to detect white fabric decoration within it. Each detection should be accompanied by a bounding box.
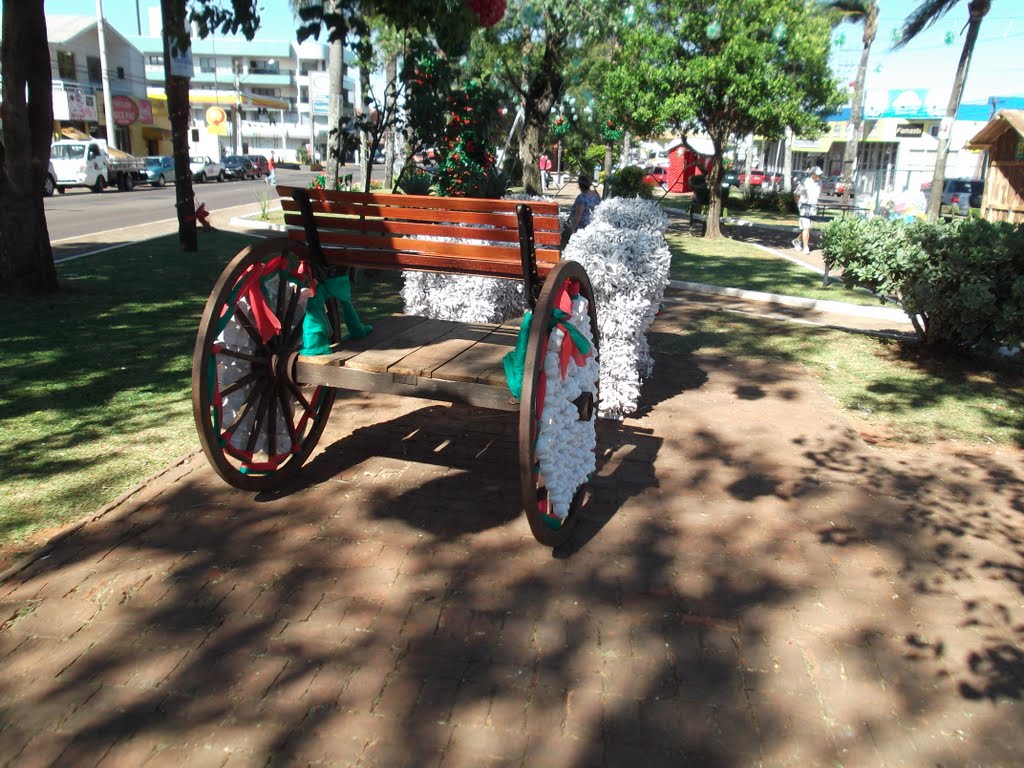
[534,294,599,520]
[563,197,670,420]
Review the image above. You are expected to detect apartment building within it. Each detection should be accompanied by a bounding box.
[129,8,354,162]
[35,16,151,154]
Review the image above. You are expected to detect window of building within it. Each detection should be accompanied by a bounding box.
[116,66,125,80]
[251,87,280,97]
[198,57,216,73]
[249,59,280,75]
[299,86,308,102]
[148,55,164,66]
[87,56,102,84]
[299,62,321,76]
[57,50,76,80]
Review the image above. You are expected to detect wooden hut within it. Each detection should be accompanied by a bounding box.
[965,109,1024,223]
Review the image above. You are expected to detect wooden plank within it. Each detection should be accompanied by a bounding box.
[316,230,523,261]
[292,187,560,216]
[293,361,520,412]
[291,214,563,247]
[279,194,561,231]
[298,314,427,366]
[342,318,462,373]
[319,247,527,278]
[388,322,501,378]
[431,323,521,384]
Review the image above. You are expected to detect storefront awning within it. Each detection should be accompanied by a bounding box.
[147,88,289,110]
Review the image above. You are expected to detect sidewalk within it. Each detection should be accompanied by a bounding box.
[2,297,1022,767]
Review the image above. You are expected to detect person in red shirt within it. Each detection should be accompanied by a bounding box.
[266,152,277,185]
[539,153,552,190]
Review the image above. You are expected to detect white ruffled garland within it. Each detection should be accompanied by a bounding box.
[563,197,670,420]
[400,193,564,324]
[534,293,599,521]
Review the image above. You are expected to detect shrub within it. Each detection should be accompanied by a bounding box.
[606,165,653,199]
[582,144,606,176]
[821,217,1024,352]
[397,167,434,195]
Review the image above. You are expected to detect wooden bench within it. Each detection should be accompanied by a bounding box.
[191,188,600,546]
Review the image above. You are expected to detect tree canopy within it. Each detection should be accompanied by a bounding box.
[605,0,842,237]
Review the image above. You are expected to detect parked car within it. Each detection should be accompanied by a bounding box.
[189,155,224,183]
[721,169,740,188]
[820,175,852,196]
[44,161,58,196]
[938,177,983,217]
[143,155,174,187]
[222,155,255,180]
[642,165,669,188]
[246,154,269,177]
[738,169,766,187]
[51,139,146,192]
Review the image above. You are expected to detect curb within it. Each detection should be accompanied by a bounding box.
[667,279,912,322]
[228,215,287,233]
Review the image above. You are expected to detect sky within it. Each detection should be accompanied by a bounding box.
[41,0,1024,106]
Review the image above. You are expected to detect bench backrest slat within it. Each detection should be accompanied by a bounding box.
[277,187,562,280]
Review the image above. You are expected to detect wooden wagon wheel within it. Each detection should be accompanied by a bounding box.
[519,259,600,547]
[192,237,338,491]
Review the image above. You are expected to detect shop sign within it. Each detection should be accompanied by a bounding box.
[61,88,97,121]
[138,99,153,125]
[206,106,228,136]
[112,95,138,126]
[896,123,924,137]
[1016,140,1024,161]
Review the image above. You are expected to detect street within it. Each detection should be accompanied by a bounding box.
[44,165,372,244]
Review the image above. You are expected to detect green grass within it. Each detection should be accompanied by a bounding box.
[0,232,404,550]
[655,309,1024,448]
[667,232,885,307]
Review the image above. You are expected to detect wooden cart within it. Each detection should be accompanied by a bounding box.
[191,189,600,546]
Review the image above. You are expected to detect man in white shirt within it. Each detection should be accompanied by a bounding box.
[792,166,822,254]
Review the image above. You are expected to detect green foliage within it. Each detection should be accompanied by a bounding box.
[606,166,653,199]
[822,218,1024,352]
[581,144,606,174]
[397,166,435,195]
[297,145,310,164]
[434,80,502,198]
[733,190,798,215]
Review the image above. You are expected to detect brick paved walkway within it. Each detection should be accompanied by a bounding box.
[2,302,1022,767]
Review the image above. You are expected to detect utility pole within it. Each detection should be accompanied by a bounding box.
[96,0,116,147]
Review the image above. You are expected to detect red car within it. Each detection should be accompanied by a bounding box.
[642,165,670,188]
[738,169,766,187]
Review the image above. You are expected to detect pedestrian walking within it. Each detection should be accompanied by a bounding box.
[539,153,552,190]
[792,166,822,254]
[266,152,277,185]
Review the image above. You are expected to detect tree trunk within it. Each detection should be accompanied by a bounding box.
[518,23,565,192]
[383,50,398,190]
[0,0,58,294]
[704,136,727,239]
[359,63,371,193]
[841,4,877,206]
[741,134,754,196]
[926,0,988,222]
[520,115,545,194]
[161,0,197,251]
[325,0,345,189]
[783,127,794,194]
[604,143,612,178]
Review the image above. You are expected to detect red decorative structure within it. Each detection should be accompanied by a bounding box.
[666,139,714,193]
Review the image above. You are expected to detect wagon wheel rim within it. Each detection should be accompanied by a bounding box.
[192,237,337,491]
[518,259,600,548]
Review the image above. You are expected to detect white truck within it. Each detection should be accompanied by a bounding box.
[50,139,146,193]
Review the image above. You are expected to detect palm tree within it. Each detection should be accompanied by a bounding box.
[895,0,992,222]
[824,0,878,206]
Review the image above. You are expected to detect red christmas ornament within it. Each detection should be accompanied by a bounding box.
[467,0,506,27]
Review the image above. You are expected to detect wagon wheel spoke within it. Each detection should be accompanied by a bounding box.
[192,238,338,490]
